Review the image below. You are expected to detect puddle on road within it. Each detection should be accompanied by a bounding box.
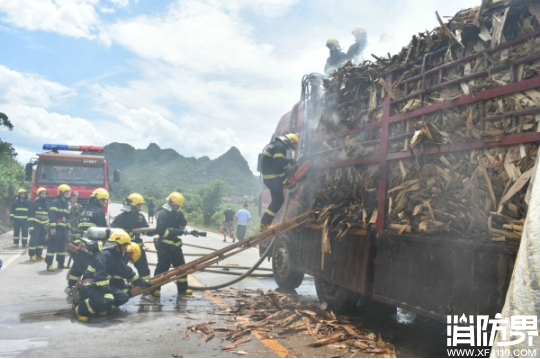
[0,338,48,357]
[18,308,73,323]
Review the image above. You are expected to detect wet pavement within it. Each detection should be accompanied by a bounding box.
[0,204,448,357]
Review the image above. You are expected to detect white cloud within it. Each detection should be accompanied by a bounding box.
[0,65,72,108]
[0,0,101,39]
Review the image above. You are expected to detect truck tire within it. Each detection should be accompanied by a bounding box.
[314,277,361,313]
[272,238,304,290]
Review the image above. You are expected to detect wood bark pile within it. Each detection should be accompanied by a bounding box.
[312,0,540,241]
[183,288,394,357]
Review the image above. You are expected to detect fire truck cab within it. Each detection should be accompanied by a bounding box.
[25,144,120,216]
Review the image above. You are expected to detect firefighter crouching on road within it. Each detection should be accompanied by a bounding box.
[10,189,30,248]
[28,187,49,261]
[110,193,151,281]
[67,188,109,290]
[46,184,71,271]
[260,133,299,231]
[153,192,192,297]
[74,230,151,322]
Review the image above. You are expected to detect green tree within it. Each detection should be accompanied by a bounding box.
[195,179,227,226]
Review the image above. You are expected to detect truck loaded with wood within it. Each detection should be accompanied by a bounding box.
[261,0,540,321]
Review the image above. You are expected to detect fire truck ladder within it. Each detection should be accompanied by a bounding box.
[130,211,314,296]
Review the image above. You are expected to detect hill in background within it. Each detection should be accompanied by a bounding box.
[104,142,260,199]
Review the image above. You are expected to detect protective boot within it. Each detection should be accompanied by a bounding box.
[30,256,36,262]
[37,256,45,260]
[75,304,89,323]
[152,289,161,297]
[58,263,70,269]
[47,265,55,271]
[13,244,19,248]
[177,283,192,296]
[96,311,107,316]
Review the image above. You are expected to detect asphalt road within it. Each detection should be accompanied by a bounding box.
[0,203,447,358]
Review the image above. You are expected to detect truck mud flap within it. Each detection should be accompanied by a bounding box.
[297,226,372,294]
[373,232,519,322]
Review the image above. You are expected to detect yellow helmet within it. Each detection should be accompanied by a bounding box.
[167,192,185,207]
[326,38,340,47]
[91,188,109,200]
[285,133,299,150]
[57,184,71,196]
[126,193,145,206]
[36,187,47,196]
[18,189,27,194]
[107,230,131,245]
[126,242,141,263]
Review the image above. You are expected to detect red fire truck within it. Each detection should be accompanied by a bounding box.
[25,144,120,217]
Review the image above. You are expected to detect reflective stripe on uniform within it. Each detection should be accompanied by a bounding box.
[162,239,183,247]
[96,280,110,286]
[104,293,114,300]
[263,150,272,157]
[69,274,80,281]
[87,266,96,273]
[262,173,285,180]
[78,222,96,229]
[85,298,95,314]
[176,277,188,283]
[265,209,276,217]
[273,153,285,159]
[129,274,139,282]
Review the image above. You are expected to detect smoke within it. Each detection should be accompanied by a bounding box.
[349,26,367,64]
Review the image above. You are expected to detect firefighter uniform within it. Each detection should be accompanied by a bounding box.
[111,210,151,280]
[47,195,70,270]
[10,193,30,247]
[260,135,298,228]
[69,199,82,241]
[76,231,150,321]
[28,192,49,259]
[68,200,107,287]
[154,199,189,295]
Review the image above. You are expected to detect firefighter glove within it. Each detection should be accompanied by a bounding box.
[133,278,151,288]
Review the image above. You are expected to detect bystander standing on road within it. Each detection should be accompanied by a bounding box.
[235,203,251,242]
[221,206,235,242]
[147,200,156,224]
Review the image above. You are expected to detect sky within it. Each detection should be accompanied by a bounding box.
[0,0,481,174]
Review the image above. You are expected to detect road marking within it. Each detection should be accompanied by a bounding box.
[188,276,297,358]
[1,249,26,271]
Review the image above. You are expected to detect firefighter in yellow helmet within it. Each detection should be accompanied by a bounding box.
[260,133,299,232]
[45,184,72,271]
[153,192,193,297]
[110,193,151,281]
[28,187,49,261]
[74,230,151,322]
[10,189,30,248]
[67,188,110,290]
[324,38,348,75]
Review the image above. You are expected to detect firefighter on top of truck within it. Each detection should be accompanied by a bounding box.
[46,184,72,271]
[324,38,348,75]
[67,188,109,290]
[74,230,151,323]
[110,193,151,281]
[153,192,192,298]
[260,133,299,231]
[28,187,49,261]
[10,189,30,248]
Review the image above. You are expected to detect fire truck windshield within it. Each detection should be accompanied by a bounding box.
[36,160,105,186]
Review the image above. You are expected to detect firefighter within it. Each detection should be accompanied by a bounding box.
[46,184,71,271]
[153,192,193,298]
[69,192,82,241]
[10,189,30,248]
[324,38,348,75]
[67,188,109,289]
[74,230,151,322]
[260,133,299,231]
[110,193,151,282]
[346,27,367,64]
[28,187,49,261]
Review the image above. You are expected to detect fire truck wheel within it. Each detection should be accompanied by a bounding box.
[314,277,361,313]
[272,238,304,290]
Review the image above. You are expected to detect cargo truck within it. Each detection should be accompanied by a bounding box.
[262,0,540,321]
